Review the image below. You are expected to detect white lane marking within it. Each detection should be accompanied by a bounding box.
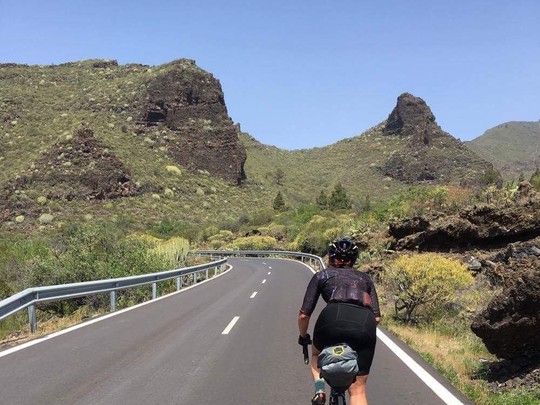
[262,279,267,284]
[0,265,234,358]
[221,316,240,335]
[250,292,258,299]
[377,330,464,405]
[268,272,271,275]
[303,264,464,405]
[262,262,267,265]
[268,266,272,269]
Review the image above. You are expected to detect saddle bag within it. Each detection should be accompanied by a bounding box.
[317,343,359,391]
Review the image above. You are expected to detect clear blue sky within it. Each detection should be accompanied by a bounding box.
[1,0,539,150]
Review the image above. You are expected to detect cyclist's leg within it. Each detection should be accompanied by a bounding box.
[310,344,321,379]
[348,375,368,405]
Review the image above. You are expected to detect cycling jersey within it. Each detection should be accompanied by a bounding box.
[300,266,380,317]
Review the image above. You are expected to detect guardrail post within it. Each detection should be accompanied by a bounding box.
[177,276,182,291]
[28,304,37,333]
[152,283,157,299]
[205,268,209,280]
[110,290,116,312]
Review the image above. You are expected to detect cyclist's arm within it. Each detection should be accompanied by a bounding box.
[298,273,321,336]
[298,312,310,337]
[368,277,382,324]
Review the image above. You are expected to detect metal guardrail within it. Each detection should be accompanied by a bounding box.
[0,259,227,333]
[193,250,326,271]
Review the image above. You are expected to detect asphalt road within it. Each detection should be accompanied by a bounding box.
[0,258,472,404]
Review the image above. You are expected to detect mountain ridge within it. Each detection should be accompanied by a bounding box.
[0,59,502,229]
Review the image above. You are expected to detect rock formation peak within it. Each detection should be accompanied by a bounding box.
[383,92,445,146]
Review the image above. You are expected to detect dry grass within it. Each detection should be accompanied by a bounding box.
[0,306,108,351]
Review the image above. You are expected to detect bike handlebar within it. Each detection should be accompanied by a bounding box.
[302,343,309,364]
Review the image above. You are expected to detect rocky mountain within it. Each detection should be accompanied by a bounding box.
[242,93,501,207]
[466,121,540,180]
[381,93,500,186]
[0,60,501,229]
[0,59,246,186]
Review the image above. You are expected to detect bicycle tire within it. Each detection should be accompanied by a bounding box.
[329,390,346,405]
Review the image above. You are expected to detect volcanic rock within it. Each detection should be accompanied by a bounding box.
[0,126,138,220]
[381,93,501,186]
[139,59,247,185]
[389,183,540,251]
[471,259,540,360]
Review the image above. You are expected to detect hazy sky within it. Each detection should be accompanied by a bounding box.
[1,1,539,149]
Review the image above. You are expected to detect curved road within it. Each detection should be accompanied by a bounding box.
[0,258,471,404]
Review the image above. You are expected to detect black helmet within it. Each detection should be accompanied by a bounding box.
[328,238,359,262]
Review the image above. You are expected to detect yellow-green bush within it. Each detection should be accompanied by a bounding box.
[211,230,234,241]
[228,235,278,250]
[149,236,189,268]
[385,253,474,323]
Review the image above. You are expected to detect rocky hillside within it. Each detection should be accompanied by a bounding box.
[242,93,501,205]
[389,182,540,389]
[466,121,540,180]
[0,60,501,229]
[381,93,500,186]
[0,59,257,229]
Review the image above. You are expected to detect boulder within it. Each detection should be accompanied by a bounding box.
[471,260,540,360]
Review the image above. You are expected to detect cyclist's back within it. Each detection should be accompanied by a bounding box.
[298,238,381,405]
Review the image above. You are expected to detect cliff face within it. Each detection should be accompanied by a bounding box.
[381,93,501,187]
[138,60,246,184]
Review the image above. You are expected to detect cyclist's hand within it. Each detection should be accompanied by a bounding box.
[298,333,312,346]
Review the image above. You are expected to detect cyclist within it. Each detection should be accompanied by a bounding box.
[298,237,381,405]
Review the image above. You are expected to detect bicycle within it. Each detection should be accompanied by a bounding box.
[302,343,348,405]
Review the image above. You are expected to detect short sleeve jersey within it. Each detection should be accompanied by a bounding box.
[300,266,380,317]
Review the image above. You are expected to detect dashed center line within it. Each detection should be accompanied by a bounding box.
[268,271,271,275]
[250,292,258,299]
[268,266,272,269]
[221,316,240,335]
[262,279,267,284]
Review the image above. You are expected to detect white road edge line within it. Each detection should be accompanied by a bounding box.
[377,330,464,405]
[0,265,234,358]
[303,263,464,405]
[221,316,240,335]
[262,279,267,284]
[250,292,258,299]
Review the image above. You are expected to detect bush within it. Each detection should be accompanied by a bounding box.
[384,253,474,323]
[25,221,169,314]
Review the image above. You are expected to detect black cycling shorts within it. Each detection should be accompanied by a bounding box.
[313,302,377,376]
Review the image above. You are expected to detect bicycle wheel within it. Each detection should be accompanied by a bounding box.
[329,390,346,405]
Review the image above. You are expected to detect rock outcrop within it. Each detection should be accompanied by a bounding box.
[389,183,540,251]
[139,59,246,184]
[0,127,138,220]
[381,93,501,186]
[470,256,540,360]
[390,183,540,368]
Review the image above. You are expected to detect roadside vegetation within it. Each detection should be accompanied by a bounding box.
[1,176,538,403]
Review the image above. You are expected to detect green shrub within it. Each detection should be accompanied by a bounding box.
[384,253,474,323]
[530,168,540,191]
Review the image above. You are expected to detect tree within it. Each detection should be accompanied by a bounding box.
[385,253,474,323]
[274,168,285,185]
[530,168,540,191]
[316,190,328,209]
[273,191,286,211]
[328,183,352,210]
[361,194,371,212]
